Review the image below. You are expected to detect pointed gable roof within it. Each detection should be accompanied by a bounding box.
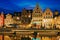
[44,8,53,16]
[22,8,27,15]
[33,3,42,14]
[6,13,12,17]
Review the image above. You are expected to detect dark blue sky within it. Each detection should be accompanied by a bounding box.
[0,0,60,13]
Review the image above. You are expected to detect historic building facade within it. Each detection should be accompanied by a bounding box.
[53,10,60,29]
[0,4,59,29]
[0,12,4,28]
[13,12,21,24]
[4,13,14,27]
[43,8,54,29]
[30,4,60,29]
[31,4,43,28]
[0,4,60,40]
[54,16,60,29]
[21,8,28,24]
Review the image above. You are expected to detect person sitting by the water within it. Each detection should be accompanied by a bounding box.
[32,32,40,40]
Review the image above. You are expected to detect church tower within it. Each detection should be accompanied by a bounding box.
[31,3,43,29]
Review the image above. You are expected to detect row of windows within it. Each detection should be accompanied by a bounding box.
[35,12,41,13]
[44,24,52,26]
[33,14,42,17]
[44,16,53,18]
[32,15,53,18]
[46,13,50,15]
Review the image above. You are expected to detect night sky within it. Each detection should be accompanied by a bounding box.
[0,0,60,13]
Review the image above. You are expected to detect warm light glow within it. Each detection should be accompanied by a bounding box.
[37,33,39,35]
[0,14,4,27]
[43,19,48,22]
[4,36,11,40]
[54,17,57,19]
[28,15,31,18]
[0,35,3,40]
[17,17,20,20]
[5,14,14,27]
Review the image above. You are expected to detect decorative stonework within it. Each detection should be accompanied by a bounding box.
[4,13,14,27]
[43,8,53,29]
[31,3,43,28]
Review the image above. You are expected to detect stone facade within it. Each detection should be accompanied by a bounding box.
[4,14,14,27]
[31,4,43,28]
[43,8,53,29]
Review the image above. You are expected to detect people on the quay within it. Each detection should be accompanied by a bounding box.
[32,32,40,40]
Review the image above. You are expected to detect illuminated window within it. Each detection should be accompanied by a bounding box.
[28,15,31,18]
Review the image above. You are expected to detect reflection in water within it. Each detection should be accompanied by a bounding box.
[1,32,60,40]
[4,35,11,40]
